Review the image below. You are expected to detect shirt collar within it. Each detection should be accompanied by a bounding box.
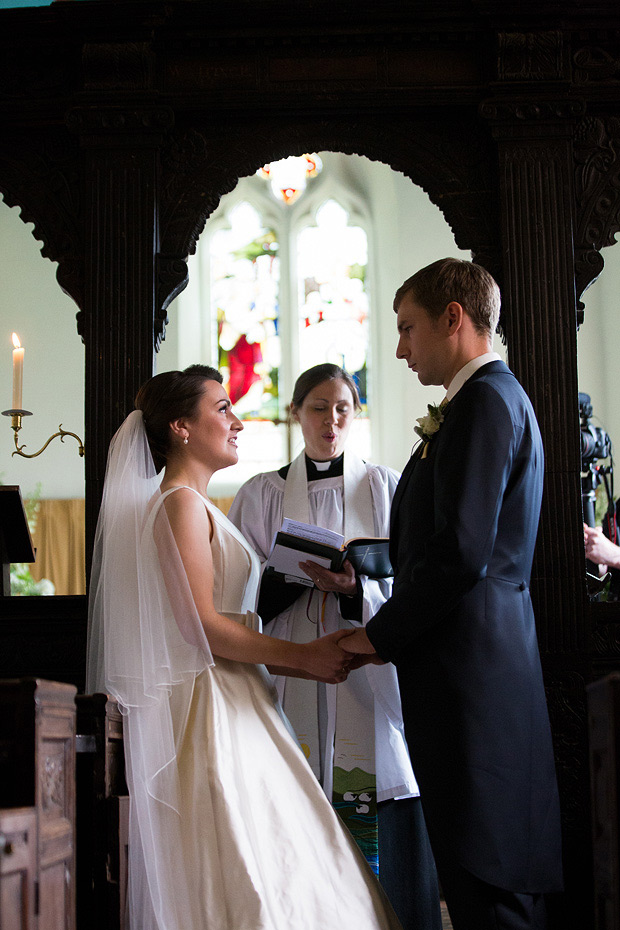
[445,351,502,401]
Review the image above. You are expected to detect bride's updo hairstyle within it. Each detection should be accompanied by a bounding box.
[135,364,223,471]
[289,363,362,418]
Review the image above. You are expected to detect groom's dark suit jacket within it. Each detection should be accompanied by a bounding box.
[366,359,562,894]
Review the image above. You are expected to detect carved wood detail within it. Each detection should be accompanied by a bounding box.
[574,44,620,84]
[498,31,566,82]
[42,752,65,812]
[82,41,155,91]
[0,131,83,316]
[158,116,499,315]
[574,116,620,323]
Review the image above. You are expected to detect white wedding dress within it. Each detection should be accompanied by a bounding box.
[138,488,403,930]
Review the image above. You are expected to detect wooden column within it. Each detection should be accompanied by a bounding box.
[73,108,170,563]
[67,40,175,562]
[482,86,591,926]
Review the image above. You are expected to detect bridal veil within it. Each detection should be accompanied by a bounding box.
[86,409,214,928]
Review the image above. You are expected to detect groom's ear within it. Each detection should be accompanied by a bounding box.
[444,301,464,335]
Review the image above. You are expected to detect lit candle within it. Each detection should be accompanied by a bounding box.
[12,333,24,410]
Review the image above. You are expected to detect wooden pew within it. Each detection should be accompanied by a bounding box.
[0,807,37,930]
[0,678,76,930]
[75,693,128,930]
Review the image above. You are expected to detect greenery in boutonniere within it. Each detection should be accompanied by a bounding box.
[414,402,446,444]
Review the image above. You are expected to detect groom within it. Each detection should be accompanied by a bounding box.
[341,258,563,929]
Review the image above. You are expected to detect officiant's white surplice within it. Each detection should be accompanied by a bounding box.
[229,450,418,869]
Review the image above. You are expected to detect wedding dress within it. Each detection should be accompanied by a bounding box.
[151,489,402,929]
[87,412,402,930]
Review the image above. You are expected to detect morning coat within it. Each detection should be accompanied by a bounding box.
[365,359,563,893]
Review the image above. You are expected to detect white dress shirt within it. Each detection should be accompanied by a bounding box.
[445,351,503,402]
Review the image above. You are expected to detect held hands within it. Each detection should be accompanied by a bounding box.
[338,627,386,668]
[297,628,385,684]
[298,558,357,596]
[300,629,357,683]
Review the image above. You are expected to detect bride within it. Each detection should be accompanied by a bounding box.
[86,363,402,930]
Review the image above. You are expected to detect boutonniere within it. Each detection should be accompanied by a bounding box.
[414,399,449,458]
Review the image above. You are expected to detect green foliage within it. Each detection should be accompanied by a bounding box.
[0,476,54,596]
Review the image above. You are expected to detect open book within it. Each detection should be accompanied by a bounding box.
[264,518,393,584]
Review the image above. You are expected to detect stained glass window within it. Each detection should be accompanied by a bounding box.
[297,200,369,413]
[193,156,373,488]
[210,202,281,421]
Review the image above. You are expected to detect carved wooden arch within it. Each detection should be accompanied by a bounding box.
[157,110,500,334]
[574,115,620,326]
[0,130,83,323]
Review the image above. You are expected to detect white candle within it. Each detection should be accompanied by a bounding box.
[12,333,23,410]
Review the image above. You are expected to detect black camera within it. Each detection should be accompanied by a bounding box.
[579,393,615,597]
[579,392,612,467]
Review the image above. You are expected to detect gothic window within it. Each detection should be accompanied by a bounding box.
[170,155,374,490]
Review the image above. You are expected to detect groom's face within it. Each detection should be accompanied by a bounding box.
[395,293,448,386]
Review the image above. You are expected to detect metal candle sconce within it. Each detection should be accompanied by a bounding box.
[1,409,84,459]
[3,333,84,459]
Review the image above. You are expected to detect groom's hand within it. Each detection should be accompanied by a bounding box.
[338,628,386,666]
[339,628,375,654]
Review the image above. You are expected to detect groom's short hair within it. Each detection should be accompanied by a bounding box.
[394,258,500,337]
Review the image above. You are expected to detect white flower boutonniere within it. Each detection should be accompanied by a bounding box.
[414,399,449,457]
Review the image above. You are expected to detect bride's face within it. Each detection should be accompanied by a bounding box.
[292,379,356,462]
[187,380,243,471]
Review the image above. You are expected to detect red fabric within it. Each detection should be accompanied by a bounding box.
[228,334,263,404]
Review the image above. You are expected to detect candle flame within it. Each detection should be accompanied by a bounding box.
[12,332,21,349]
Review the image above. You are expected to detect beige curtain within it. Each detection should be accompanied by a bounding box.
[27,495,234,597]
[29,498,86,596]
[212,495,234,516]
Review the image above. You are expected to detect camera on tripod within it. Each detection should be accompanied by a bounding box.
[579,392,615,597]
[579,393,612,466]
[579,393,612,531]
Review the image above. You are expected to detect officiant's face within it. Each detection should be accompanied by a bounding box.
[395,292,449,386]
[293,379,356,461]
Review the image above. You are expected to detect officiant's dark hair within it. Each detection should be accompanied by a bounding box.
[290,363,362,415]
[394,258,500,337]
[135,364,223,471]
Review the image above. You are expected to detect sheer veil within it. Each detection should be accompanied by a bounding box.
[86,409,214,929]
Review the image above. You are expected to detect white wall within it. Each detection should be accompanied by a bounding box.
[0,200,84,499]
[578,249,620,455]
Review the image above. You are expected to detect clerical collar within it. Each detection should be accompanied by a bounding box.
[446,351,502,401]
[306,453,344,479]
[278,453,344,480]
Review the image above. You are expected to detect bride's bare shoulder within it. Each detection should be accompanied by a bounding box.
[159,486,214,537]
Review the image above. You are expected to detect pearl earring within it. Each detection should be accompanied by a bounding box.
[184,437,189,445]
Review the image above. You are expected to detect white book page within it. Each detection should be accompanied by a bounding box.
[280,517,344,549]
[267,543,332,581]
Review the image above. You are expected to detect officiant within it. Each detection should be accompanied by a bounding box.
[228,363,441,930]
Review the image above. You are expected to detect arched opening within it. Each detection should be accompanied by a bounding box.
[159,151,503,500]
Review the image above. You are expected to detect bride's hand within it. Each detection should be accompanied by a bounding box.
[298,558,357,596]
[299,630,354,682]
